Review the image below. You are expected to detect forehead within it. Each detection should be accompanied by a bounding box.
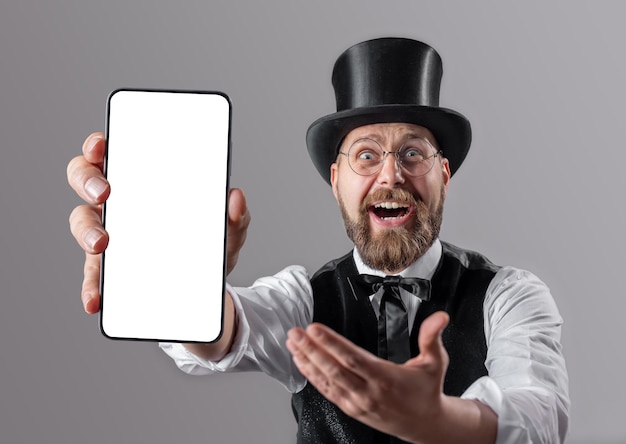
[343,122,438,146]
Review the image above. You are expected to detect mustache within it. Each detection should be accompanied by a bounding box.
[360,188,420,212]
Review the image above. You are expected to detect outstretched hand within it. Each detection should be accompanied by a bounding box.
[286,311,451,442]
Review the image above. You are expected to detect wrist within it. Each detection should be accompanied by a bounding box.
[404,395,497,444]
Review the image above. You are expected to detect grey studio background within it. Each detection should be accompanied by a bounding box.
[1,1,623,443]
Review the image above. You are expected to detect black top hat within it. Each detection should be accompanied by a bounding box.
[306,37,472,184]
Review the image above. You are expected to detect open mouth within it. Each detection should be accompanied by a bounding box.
[370,201,411,220]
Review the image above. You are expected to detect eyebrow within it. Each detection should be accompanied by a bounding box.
[403,132,425,139]
[404,132,440,149]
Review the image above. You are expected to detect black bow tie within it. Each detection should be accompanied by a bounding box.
[349,274,431,364]
[353,274,431,301]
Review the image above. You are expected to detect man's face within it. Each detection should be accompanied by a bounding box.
[330,123,451,274]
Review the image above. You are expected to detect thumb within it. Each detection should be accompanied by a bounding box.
[226,188,250,275]
[228,188,249,226]
[411,311,450,366]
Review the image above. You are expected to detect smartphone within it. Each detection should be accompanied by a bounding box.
[101,89,231,343]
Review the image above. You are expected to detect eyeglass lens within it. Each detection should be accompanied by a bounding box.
[347,138,438,177]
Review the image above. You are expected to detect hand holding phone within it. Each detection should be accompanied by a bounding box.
[101,89,231,343]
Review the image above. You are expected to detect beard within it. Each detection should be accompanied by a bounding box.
[339,186,445,273]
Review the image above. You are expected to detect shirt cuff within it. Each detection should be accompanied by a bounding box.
[462,376,528,444]
[462,376,567,444]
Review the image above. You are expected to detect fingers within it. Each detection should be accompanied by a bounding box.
[69,204,109,254]
[82,132,106,165]
[287,324,370,392]
[68,133,108,314]
[67,156,110,205]
[226,188,250,275]
[288,329,360,402]
[82,252,101,314]
[67,133,109,204]
[305,323,377,376]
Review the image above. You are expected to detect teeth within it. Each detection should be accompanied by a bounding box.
[375,202,408,209]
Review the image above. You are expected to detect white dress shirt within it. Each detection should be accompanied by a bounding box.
[160,239,570,443]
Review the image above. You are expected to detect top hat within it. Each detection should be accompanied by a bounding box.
[306,37,472,184]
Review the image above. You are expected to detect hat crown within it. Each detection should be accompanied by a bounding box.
[332,38,443,111]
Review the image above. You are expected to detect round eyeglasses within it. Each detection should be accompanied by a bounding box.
[338,137,443,177]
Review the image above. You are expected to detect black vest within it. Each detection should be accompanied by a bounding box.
[291,242,500,444]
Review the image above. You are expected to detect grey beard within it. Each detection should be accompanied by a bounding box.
[339,186,444,273]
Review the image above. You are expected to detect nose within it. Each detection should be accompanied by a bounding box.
[376,152,405,186]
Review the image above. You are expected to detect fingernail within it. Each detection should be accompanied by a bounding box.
[289,329,304,342]
[85,297,99,315]
[83,292,93,313]
[83,227,105,251]
[309,325,324,338]
[85,176,108,201]
[86,136,102,154]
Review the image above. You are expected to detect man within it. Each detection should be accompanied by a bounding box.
[68,38,569,443]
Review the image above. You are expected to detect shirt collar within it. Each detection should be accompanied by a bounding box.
[352,238,442,280]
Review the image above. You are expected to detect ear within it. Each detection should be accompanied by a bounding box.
[441,157,451,194]
[330,162,340,202]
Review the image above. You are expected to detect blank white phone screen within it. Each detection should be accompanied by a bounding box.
[101,89,230,343]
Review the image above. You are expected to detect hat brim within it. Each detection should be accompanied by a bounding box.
[306,105,471,184]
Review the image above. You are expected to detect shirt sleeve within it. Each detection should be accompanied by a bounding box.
[159,265,313,393]
[461,266,570,444]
